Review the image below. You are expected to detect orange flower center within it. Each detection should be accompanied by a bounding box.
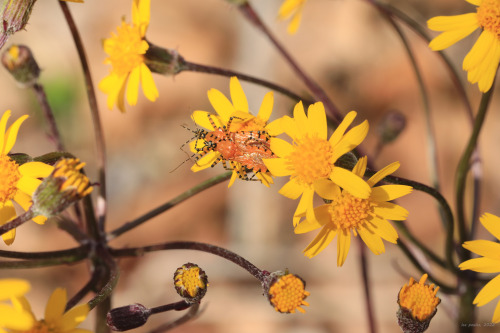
[268,274,310,314]
[288,135,334,186]
[0,155,21,204]
[477,0,500,37]
[174,266,206,298]
[104,21,149,76]
[328,192,374,231]
[399,274,440,321]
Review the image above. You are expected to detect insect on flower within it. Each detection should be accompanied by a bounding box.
[189,113,276,182]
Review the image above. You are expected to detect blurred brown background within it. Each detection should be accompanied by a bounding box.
[1,0,500,332]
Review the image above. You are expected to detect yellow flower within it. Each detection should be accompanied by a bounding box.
[428,0,500,92]
[294,157,412,266]
[0,279,33,332]
[459,212,500,323]
[11,288,90,333]
[278,0,307,34]
[99,0,158,112]
[190,76,282,187]
[267,273,310,314]
[264,102,371,227]
[0,110,53,245]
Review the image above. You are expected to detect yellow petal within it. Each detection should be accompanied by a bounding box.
[140,63,159,102]
[60,303,89,331]
[293,101,309,138]
[230,77,249,113]
[13,191,32,213]
[293,189,314,227]
[303,225,337,258]
[265,116,287,136]
[473,274,500,306]
[313,178,340,200]
[287,10,303,35]
[191,151,219,171]
[257,91,274,122]
[227,170,238,188]
[373,202,409,221]
[465,0,481,5]
[294,207,326,234]
[358,225,385,255]
[191,111,215,130]
[281,115,298,139]
[0,279,30,300]
[370,185,413,202]
[18,161,54,178]
[427,13,478,32]
[269,137,294,158]
[337,228,351,266]
[352,156,367,178]
[367,161,399,187]
[0,201,17,245]
[279,178,304,199]
[126,66,141,106]
[207,88,235,122]
[459,257,500,274]
[45,288,67,322]
[278,0,303,19]
[328,111,357,146]
[369,216,398,244]
[480,213,500,241]
[0,110,11,154]
[0,304,33,330]
[16,176,41,196]
[4,114,28,155]
[264,157,291,177]
[330,167,371,199]
[428,24,479,51]
[331,120,369,161]
[307,102,327,140]
[462,240,500,260]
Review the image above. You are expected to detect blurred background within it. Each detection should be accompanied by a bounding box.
[1,0,499,332]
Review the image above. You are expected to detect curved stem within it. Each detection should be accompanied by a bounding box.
[184,61,311,104]
[0,244,89,260]
[107,172,232,240]
[0,251,88,269]
[238,3,343,124]
[110,241,264,281]
[0,210,34,237]
[148,303,200,333]
[456,90,493,258]
[59,2,107,232]
[87,249,119,310]
[357,239,376,333]
[66,267,103,311]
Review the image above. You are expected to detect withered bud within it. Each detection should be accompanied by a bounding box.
[107,303,151,331]
[1,44,40,87]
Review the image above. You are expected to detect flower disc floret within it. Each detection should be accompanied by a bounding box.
[0,155,21,203]
[478,0,500,37]
[289,135,334,186]
[398,274,440,321]
[174,263,208,303]
[268,273,310,314]
[329,193,373,230]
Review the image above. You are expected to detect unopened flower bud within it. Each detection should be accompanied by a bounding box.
[107,303,151,331]
[144,43,186,76]
[263,271,310,314]
[378,110,406,144]
[173,263,208,303]
[0,0,36,50]
[397,274,441,333]
[1,44,40,87]
[32,158,93,218]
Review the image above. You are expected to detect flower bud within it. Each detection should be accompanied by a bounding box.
[1,44,40,87]
[377,110,406,145]
[0,0,36,50]
[107,303,151,331]
[263,271,310,314]
[31,158,93,218]
[173,263,208,303]
[397,274,441,333]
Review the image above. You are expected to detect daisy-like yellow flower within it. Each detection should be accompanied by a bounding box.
[10,288,90,333]
[428,0,500,92]
[278,0,308,34]
[459,212,500,323]
[294,156,412,266]
[0,110,53,245]
[190,76,282,187]
[264,102,371,227]
[0,279,33,332]
[99,0,159,112]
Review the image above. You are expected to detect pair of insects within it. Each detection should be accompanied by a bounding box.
[190,114,275,181]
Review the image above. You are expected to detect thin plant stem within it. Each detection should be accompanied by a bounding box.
[148,303,200,333]
[110,241,264,281]
[456,90,493,258]
[0,245,88,260]
[0,209,34,237]
[87,249,119,310]
[31,83,65,151]
[238,3,343,124]
[184,61,312,104]
[59,2,107,232]
[66,267,103,311]
[357,239,376,333]
[150,301,191,314]
[107,172,233,240]
[0,252,88,269]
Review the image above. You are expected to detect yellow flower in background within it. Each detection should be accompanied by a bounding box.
[0,279,33,332]
[459,213,500,323]
[11,288,91,333]
[295,157,412,266]
[264,102,371,227]
[99,0,158,112]
[428,0,500,92]
[0,110,53,245]
[278,0,308,34]
[190,76,282,187]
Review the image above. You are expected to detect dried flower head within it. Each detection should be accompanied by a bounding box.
[174,263,208,303]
